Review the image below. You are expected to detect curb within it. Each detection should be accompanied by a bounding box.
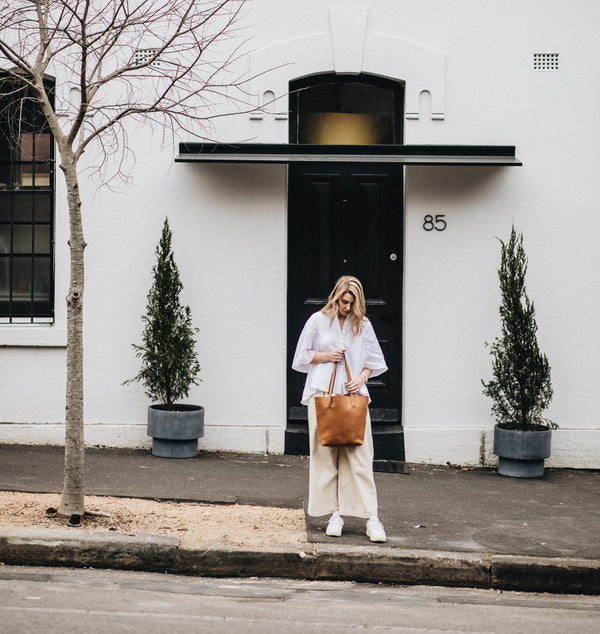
[1,529,599,595]
[0,529,179,573]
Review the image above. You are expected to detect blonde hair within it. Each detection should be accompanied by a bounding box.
[321,276,367,339]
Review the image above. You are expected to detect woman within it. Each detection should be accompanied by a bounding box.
[292,276,388,542]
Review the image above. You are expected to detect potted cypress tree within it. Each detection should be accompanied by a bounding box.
[125,218,203,458]
[482,226,556,477]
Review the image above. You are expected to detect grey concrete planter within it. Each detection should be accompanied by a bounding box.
[147,404,204,458]
[493,424,552,478]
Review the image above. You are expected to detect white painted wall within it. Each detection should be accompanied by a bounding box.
[399,0,600,467]
[2,0,600,467]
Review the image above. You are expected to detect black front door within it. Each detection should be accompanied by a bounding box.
[286,161,404,462]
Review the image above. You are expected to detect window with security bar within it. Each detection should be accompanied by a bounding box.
[0,74,55,323]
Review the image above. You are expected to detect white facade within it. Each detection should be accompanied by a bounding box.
[1,0,600,468]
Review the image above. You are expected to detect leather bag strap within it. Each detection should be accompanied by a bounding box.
[327,353,354,396]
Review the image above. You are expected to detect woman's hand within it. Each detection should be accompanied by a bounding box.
[311,349,345,364]
[346,370,371,394]
[329,348,345,363]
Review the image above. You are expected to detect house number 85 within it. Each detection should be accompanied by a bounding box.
[423,214,447,231]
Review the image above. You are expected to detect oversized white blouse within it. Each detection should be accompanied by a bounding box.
[292,310,388,405]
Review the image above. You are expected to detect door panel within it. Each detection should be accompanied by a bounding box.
[287,162,403,446]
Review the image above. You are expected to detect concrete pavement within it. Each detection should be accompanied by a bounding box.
[1,445,599,594]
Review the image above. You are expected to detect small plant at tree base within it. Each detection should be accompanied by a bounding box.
[482,225,556,431]
[126,218,200,409]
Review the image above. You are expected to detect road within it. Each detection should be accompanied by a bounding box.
[1,566,599,633]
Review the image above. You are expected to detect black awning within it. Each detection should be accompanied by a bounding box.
[175,143,522,166]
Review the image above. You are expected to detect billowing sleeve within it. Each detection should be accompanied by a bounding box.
[292,313,319,374]
[362,321,388,378]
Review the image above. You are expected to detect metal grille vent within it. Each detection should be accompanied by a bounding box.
[134,48,162,67]
[533,53,559,71]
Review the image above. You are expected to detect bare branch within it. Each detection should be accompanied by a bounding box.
[0,0,260,178]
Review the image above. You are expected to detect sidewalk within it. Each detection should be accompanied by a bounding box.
[1,444,599,594]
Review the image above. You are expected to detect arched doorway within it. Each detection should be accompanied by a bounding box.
[286,74,406,468]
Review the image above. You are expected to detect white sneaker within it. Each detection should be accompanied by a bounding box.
[325,513,344,537]
[366,517,386,543]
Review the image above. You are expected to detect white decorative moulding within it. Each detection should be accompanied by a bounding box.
[249,90,287,122]
[329,8,368,74]
[249,9,446,128]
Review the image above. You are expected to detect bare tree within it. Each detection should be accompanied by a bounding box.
[0,0,251,518]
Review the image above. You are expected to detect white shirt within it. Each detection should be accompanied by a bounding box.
[292,310,388,405]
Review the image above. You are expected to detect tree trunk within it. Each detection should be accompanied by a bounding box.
[57,157,86,517]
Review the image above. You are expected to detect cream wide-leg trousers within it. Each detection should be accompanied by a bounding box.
[307,391,378,519]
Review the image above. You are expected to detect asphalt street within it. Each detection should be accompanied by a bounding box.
[2,566,600,634]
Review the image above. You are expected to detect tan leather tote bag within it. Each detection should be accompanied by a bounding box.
[314,356,368,446]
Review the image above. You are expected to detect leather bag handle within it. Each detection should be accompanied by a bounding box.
[326,353,354,397]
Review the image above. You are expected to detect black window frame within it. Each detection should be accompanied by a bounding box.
[0,72,55,323]
[289,73,405,145]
